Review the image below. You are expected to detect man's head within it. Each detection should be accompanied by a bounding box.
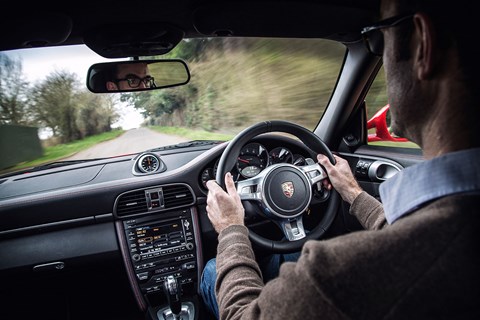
[364,0,478,154]
[106,62,154,91]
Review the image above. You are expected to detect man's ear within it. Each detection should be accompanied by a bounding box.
[412,12,437,80]
[106,81,118,91]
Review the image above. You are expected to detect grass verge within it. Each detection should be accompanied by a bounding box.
[1,129,125,174]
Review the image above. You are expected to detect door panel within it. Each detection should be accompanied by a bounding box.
[335,146,423,232]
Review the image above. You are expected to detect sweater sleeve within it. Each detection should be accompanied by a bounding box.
[349,191,387,230]
[215,225,346,320]
[215,225,264,320]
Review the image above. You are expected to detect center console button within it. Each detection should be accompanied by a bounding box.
[132,254,141,261]
[136,271,149,282]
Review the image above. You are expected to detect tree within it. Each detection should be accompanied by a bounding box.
[163,38,214,62]
[30,70,82,142]
[0,53,31,125]
[77,93,119,137]
[126,88,188,126]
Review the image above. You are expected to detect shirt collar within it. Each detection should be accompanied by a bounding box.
[379,148,480,224]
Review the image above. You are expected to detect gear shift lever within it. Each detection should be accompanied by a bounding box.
[157,275,194,320]
[163,275,182,319]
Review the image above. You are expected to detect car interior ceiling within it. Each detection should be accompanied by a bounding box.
[1,1,380,54]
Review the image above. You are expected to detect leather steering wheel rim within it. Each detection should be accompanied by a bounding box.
[215,120,340,253]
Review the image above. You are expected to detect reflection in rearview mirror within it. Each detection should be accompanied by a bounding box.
[86,59,190,93]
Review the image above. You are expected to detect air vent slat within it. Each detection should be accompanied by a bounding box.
[116,190,147,216]
[163,185,194,208]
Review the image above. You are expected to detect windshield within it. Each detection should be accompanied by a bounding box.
[0,37,345,175]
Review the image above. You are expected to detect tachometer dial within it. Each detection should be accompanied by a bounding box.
[236,143,270,178]
[138,154,161,173]
[292,154,306,166]
[269,147,293,164]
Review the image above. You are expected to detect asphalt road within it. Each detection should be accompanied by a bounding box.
[65,127,189,160]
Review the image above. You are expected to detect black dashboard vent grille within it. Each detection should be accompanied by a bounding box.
[163,184,194,209]
[116,190,148,216]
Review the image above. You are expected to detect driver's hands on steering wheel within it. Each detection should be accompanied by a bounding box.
[317,154,363,205]
[206,172,245,234]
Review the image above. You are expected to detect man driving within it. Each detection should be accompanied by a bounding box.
[106,62,156,91]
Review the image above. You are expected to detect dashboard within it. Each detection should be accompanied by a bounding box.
[0,132,407,320]
[0,133,318,320]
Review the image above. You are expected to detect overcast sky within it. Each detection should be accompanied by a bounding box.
[5,45,143,129]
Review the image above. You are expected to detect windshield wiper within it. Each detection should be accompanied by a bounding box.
[147,140,225,152]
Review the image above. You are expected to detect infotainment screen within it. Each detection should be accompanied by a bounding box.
[134,221,185,254]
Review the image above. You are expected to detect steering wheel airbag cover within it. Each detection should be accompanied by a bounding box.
[263,165,311,218]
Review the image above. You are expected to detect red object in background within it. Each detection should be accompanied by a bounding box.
[367,104,408,142]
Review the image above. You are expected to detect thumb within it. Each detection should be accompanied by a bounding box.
[225,172,237,195]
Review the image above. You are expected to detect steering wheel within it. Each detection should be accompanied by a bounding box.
[215,120,340,253]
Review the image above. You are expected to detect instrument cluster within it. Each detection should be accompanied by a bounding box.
[199,142,308,189]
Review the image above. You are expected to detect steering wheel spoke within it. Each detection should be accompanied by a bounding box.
[278,216,306,241]
[300,163,328,185]
[237,175,265,202]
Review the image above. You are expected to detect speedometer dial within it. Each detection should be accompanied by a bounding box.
[269,147,293,164]
[236,143,270,178]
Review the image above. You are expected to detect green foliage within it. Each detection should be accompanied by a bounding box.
[0,53,31,125]
[77,93,119,137]
[132,37,346,133]
[1,53,121,148]
[163,38,216,62]
[198,85,218,131]
[365,65,388,119]
[30,70,83,142]
[2,129,125,173]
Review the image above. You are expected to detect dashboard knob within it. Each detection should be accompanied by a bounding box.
[132,254,141,261]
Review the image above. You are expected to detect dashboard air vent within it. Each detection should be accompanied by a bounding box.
[163,184,194,209]
[116,190,147,216]
[115,184,195,217]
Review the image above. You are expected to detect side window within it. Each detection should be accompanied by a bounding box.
[364,66,420,148]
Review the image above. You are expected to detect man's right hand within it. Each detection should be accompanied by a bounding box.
[205,172,245,234]
[317,154,363,205]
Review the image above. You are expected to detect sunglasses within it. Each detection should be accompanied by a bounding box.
[361,13,414,56]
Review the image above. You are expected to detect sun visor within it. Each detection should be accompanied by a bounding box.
[193,2,375,43]
[0,13,72,50]
[84,23,184,58]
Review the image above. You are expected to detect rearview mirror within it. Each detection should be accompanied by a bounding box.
[86,59,190,93]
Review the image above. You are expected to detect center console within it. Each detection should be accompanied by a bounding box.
[117,207,202,319]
